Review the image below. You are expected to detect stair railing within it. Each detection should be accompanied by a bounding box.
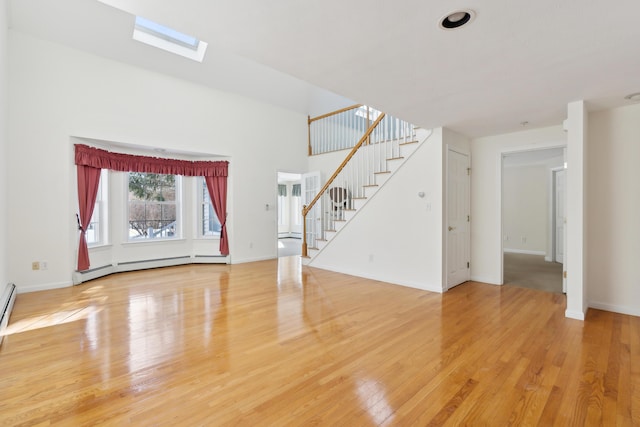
[308,104,363,155]
[302,113,386,256]
[303,106,418,257]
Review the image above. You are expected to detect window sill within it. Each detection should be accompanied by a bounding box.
[122,238,187,246]
[194,235,221,241]
[88,243,112,251]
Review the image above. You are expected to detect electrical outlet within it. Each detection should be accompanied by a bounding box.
[41,261,48,270]
[32,261,40,271]
[521,236,527,244]
[504,235,509,241]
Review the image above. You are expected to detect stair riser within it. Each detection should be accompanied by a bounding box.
[364,186,378,198]
[375,173,391,186]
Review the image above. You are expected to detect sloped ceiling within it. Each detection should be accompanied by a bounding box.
[9,0,640,138]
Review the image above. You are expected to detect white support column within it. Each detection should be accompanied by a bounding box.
[565,100,588,320]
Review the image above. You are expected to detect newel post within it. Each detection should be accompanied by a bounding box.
[302,205,308,257]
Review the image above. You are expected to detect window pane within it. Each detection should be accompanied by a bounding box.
[86,209,99,244]
[201,179,221,236]
[86,169,108,246]
[129,173,175,201]
[128,173,178,240]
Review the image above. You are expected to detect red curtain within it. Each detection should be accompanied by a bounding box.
[74,144,230,266]
[75,144,228,177]
[76,165,101,271]
[205,176,229,255]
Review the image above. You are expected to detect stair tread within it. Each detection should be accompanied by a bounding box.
[387,156,404,161]
[375,171,391,175]
[352,197,367,200]
[400,140,419,145]
[363,184,379,188]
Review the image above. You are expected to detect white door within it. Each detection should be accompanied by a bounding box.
[555,170,565,263]
[301,172,321,252]
[447,149,470,289]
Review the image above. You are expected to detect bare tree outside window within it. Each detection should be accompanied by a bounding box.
[128,173,178,239]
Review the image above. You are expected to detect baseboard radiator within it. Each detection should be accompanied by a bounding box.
[0,283,17,346]
[72,255,228,285]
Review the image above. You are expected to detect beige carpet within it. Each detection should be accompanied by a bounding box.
[503,253,563,293]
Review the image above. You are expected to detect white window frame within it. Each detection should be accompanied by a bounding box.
[291,189,301,226]
[87,169,109,247]
[197,177,221,239]
[278,184,287,227]
[126,172,182,242]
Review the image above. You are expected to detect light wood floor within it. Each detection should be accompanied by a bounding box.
[0,258,638,426]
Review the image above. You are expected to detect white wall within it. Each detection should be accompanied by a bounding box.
[587,103,640,316]
[7,31,308,292]
[0,0,7,288]
[502,165,549,254]
[470,126,566,284]
[307,148,350,181]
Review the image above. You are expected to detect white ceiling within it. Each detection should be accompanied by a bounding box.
[8,0,640,138]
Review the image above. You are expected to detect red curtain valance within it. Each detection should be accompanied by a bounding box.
[74,144,228,177]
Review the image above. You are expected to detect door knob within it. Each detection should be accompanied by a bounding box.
[448,226,455,231]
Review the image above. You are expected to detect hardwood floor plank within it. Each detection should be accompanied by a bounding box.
[0,259,638,426]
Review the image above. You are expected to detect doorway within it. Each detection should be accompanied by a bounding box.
[277,172,302,257]
[501,148,564,293]
[551,168,565,264]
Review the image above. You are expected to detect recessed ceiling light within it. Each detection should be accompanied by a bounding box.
[439,9,476,30]
[624,92,640,102]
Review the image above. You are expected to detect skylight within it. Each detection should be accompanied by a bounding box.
[133,16,208,62]
[355,105,382,121]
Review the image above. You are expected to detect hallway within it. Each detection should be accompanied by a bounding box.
[503,252,563,293]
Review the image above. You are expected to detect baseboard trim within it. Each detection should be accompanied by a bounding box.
[18,281,73,294]
[470,275,502,285]
[589,301,640,317]
[0,283,17,346]
[308,262,444,293]
[504,249,546,256]
[73,255,229,285]
[231,255,276,264]
[565,309,586,321]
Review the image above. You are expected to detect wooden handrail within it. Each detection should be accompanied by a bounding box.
[302,112,386,257]
[308,104,362,124]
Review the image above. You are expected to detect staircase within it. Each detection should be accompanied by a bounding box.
[302,105,432,264]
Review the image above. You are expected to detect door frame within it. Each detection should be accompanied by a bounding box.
[498,144,566,285]
[445,145,471,290]
[549,166,565,263]
[276,170,303,257]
